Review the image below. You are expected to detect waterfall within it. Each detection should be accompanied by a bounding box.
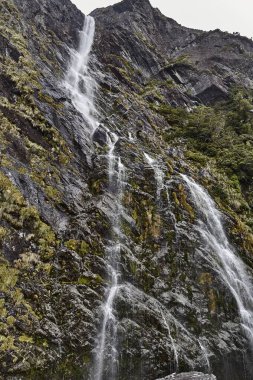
[64,15,99,133]
[108,133,119,185]
[64,16,125,379]
[128,132,134,141]
[198,340,211,373]
[160,307,179,371]
[93,132,126,380]
[144,153,164,199]
[181,174,253,348]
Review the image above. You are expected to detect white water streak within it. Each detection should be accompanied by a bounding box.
[108,133,119,186]
[182,174,253,348]
[64,16,99,133]
[160,308,179,371]
[94,266,119,380]
[64,16,123,379]
[93,135,126,380]
[198,339,211,373]
[144,153,164,199]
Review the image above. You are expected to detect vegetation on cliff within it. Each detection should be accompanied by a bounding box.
[0,0,253,379]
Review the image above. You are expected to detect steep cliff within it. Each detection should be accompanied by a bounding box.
[0,0,253,379]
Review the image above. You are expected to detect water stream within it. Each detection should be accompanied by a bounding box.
[181,174,253,348]
[93,134,126,380]
[64,16,126,379]
[64,15,99,133]
[198,339,211,373]
[160,307,179,371]
[144,153,164,199]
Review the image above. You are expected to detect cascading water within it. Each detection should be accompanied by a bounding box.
[64,15,125,379]
[93,133,126,380]
[108,133,119,184]
[181,174,253,348]
[160,307,179,371]
[64,15,99,133]
[144,153,164,199]
[198,340,211,373]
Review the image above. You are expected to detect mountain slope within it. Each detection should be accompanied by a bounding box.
[0,0,253,379]
[92,0,253,104]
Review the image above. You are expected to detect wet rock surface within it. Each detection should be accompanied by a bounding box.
[0,0,253,379]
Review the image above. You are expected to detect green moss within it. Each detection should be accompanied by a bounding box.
[0,300,7,319]
[172,192,180,206]
[0,264,18,292]
[141,79,166,102]
[18,335,34,344]
[0,335,17,351]
[0,227,7,241]
[6,316,15,326]
[0,172,57,258]
[90,179,103,195]
[108,54,135,75]
[185,150,208,166]
[45,185,61,203]
[77,274,103,286]
[132,209,138,222]
[129,260,138,275]
[37,222,57,258]
[77,277,91,285]
[0,4,71,199]
[64,240,90,256]
[20,206,40,224]
[79,241,90,255]
[164,54,192,68]
[199,272,213,286]
[177,184,195,219]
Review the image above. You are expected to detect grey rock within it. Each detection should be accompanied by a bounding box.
[92,125,108,146]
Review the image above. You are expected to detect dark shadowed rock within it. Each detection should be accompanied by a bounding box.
[92,125,108,146]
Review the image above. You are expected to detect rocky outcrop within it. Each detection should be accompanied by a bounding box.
[0,0,253,379]
[92,0,253,105]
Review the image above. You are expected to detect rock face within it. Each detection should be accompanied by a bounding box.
[92,0,253,105]
[0,0,253,379]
